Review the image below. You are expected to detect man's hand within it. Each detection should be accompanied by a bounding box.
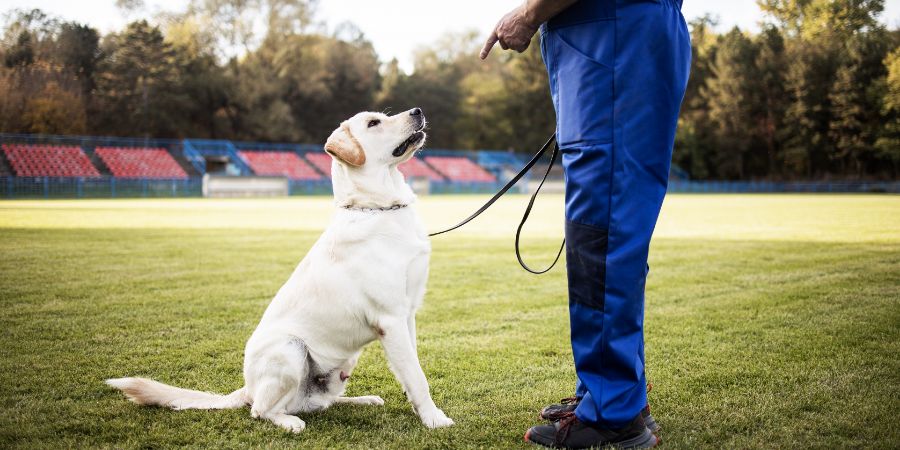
[480,5,539,59]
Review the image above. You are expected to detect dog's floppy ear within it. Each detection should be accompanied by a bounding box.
[324,123,366,167]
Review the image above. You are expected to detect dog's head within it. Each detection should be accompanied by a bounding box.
[324,108,426,208]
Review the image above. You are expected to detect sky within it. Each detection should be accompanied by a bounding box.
[4,0,900,72]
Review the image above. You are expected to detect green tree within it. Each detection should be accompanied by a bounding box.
[164,16,235,138]
[226,21,380,142]
[93,20,188,137]
[184,0,317,56]
[781,39,837,177]
[0,62,87,134]
[1,9,61,69]
[673,15,719,180]
[294,24,382,141]
[377,54,465,148]
[828,31,890,176]
[755,26,788,177]
[757,0,885,39]
[875,47,900,176]
[3,29,33,67]
[54,23,100,95]
[462,33,554,152]
[706,28,762,179]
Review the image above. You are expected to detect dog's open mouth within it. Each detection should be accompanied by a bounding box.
[392,128,426,157]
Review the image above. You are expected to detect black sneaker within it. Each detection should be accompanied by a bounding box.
[539,397,579,421]
[540,398,660,433]
[525,412,659,449]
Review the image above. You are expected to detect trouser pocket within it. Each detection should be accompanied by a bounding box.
[543,20,616,147]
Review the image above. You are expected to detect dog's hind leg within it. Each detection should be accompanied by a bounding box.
[334,395,385,406]
[249,374,306,433]
[246,339,308,433]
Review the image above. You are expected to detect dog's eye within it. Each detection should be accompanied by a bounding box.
[367,119,380,128]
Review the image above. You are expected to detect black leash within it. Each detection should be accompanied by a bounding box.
[428,133,565,274]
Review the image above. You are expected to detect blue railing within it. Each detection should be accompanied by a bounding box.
[668,180,900,193]
[1,176,203,199]
[0,176,339,198]
[429,180,507,194]
[180,140,207,175]
[181,139,253,175]
[1,176,896,199]
[478,150,529,167]
[287,179,332,195]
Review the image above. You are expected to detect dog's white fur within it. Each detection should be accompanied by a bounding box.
[107,109,454,433]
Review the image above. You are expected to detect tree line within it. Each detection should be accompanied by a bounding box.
[0,0,897,180]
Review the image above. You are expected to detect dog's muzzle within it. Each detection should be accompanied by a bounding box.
[392,115,427,157]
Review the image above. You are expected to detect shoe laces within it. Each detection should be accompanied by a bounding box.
[554,411,578,446]
[543,397,579,422]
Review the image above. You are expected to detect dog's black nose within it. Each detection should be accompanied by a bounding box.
[410,108,422,116]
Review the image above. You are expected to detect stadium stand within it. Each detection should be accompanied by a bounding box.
[478,151,528,168]
[2,143,100,177]
[239,150,323,180]
[2,133,898,197]
[303,152,446,182]
[304,153,333,178]
[424,156,497,183]
[95,147,188,179]
[0,151,11,177]
[398,157,445,181]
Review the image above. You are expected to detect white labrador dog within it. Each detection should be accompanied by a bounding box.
[107,108,454,433]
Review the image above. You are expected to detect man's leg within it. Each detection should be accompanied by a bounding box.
[568,0,691,429]
[527,0,690,447]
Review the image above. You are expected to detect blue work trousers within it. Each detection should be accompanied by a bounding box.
[540,0,691,428]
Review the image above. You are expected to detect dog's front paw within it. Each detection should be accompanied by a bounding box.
[356,395,385,406]
[271,414,306,434]
[419,408,454,428]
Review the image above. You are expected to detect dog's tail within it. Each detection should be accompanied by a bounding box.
[106,377,248,410]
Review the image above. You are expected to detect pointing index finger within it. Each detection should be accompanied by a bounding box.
[480,31,499,59]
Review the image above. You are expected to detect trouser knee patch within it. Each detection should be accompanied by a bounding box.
[565,220,608,310]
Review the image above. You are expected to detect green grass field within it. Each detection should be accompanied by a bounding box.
[1,194,898,449]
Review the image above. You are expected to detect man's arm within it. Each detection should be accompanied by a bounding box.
[480,0,578,59]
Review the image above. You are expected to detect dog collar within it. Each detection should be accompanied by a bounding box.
[341,204,408,212]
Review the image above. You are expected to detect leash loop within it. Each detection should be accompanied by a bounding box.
[515,141,565,274]
[428,133,565,274]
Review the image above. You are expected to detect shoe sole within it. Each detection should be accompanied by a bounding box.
[524,427,659,449]
[540,409,661,434]
[644,414,661,434]
[616,427,659,449]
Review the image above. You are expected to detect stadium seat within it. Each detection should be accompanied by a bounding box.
[304,152,446,182]
[238,150,322,180]
[2,143,100,177]
[303,153,333,178]
[398,157,445,181]
[424,156,496,183]
[95,147,188,179]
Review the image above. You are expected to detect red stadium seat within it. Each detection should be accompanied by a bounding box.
[304,153,333,178]
[2,143,100,177]
[398,157,445,181]
[424,156,496,183]
[238,150,322,180]
[95,147,188,179]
